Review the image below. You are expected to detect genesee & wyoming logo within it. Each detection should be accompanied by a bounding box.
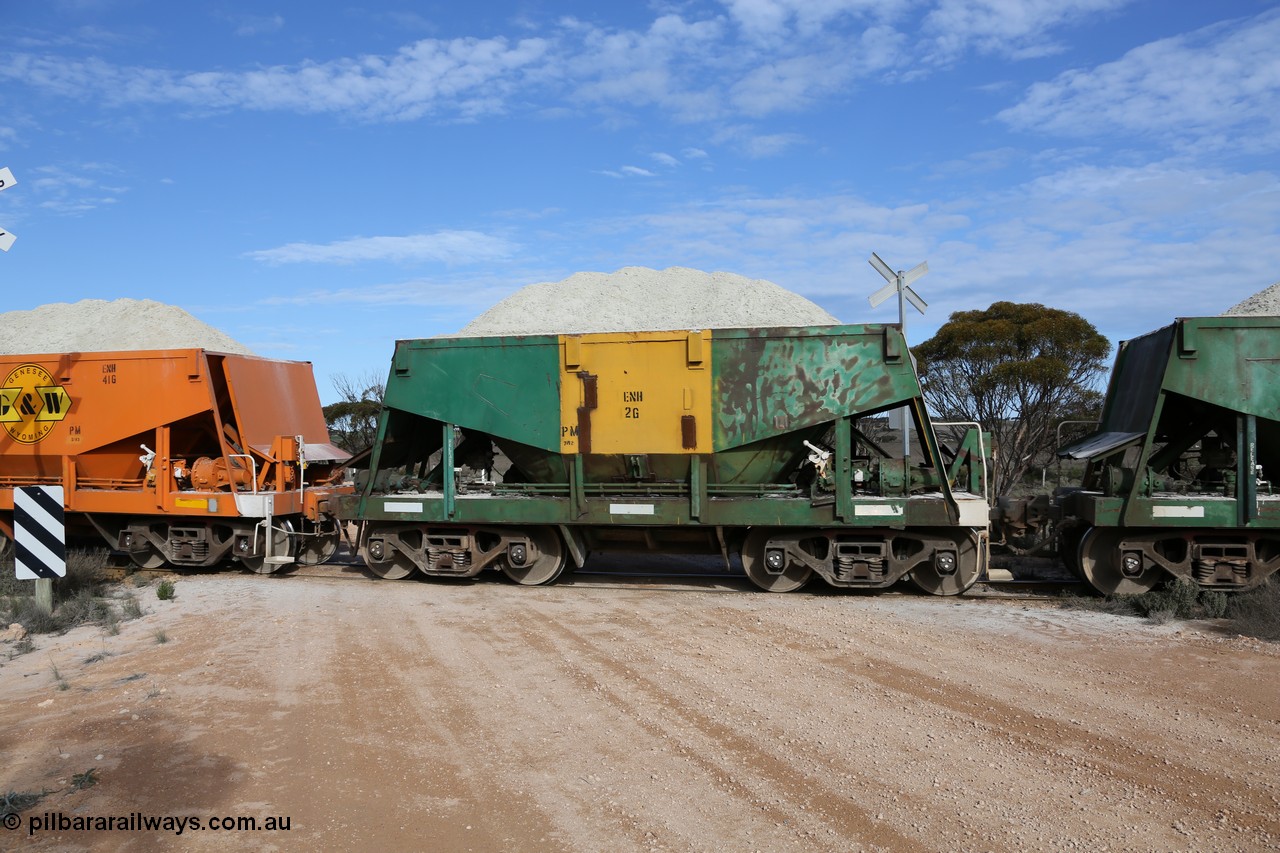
[0,363,72,444]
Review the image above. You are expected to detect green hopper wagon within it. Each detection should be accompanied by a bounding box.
[336,324,990,594]
[1058,316,1280,594]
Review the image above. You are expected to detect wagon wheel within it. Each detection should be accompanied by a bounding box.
[295,519,340,566]
[502,528,567,586]
[741,529,811,593]
[1057,524,1085,581]
[116,525,167,569]
[909,533,981,596]
[130,547,167,570]
[241,521,296,575]
[1078,527,1161,596]
[363,533,418,580]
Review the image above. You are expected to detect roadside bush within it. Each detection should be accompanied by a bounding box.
[0,550,140,636]
[1061,577,1232,625]
[1225,579,1280,641]
[1,788,51,818]
[121,593,144,620]
[1132,577,1199,618]
[58,550,106,599]
[1057,592,1138,617]
[156,580,176,601]
[55,587,113,627]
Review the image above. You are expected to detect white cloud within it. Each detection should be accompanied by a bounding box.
[26,163,127,215]
[564,14,729,121]
[259,278,512,308]
[230,14,285,37]
[921,0,1133,62]
[0,2,1190,134]
[742,132,805,158]
[722,0,905,42]
[0,36,551,122]
[651,151,680,167]
[1,8,908,128]
[569,159,1280,339]
[246,230,515,264]
[597,165,658,178]
[998,8,1280,152]
[712,125,805,158]
[729,55,833,115]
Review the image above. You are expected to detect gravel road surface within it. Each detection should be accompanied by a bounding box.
[2,567,1277,852]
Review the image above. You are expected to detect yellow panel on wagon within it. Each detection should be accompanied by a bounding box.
[559,330,713,454]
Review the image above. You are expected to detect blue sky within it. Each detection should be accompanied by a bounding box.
[2,1,1279,401]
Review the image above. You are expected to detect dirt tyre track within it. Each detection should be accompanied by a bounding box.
[1,569,1277,851]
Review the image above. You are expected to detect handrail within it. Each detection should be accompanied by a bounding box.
[1047,420,1100,487]
[932,421,988,503]
[227,454,258,494]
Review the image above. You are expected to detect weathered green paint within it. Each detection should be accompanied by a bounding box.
[711,325,921,450]
[1165,318,1280,421]
[337,491,962,529]
[1132,499,1240,527]
[383,335,563,452]
[442,421,456,519]
[690,455,704,520]
[834,416,853,522]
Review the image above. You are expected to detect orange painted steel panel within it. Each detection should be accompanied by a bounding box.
[0,349,347,520]
[0,350,216,484]
[221,355,337,455]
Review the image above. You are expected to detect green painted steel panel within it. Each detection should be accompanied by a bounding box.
[382,335,563,452]
[1163,317,1280,421]
[337,490,959,529]
[710,325,921,450]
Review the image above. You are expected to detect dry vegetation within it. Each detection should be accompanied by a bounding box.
[0,550,147,650]
[1055,575,1280,639]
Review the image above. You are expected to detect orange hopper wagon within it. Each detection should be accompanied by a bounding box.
[0,349,351,572]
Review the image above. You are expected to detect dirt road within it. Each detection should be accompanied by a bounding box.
[2,566,1277,851]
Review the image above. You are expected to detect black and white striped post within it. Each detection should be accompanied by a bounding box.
[15,486,66,614]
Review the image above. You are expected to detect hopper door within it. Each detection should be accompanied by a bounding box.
[559,331,713,455]
[221,356,348,462]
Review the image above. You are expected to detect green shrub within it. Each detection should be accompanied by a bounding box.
[58,550,106,600]
[1198,590,1229,619]
[1225,579,1280,641]
[156,580,175,601]
[1132,578,1198,619]
[1061,576,1244,627]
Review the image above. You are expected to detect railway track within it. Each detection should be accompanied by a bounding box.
[92,547,1083,601]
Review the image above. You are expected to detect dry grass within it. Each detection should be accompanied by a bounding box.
[0,550,146,639]
[1224,579,1280,641]
[1060,575,1278,641]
